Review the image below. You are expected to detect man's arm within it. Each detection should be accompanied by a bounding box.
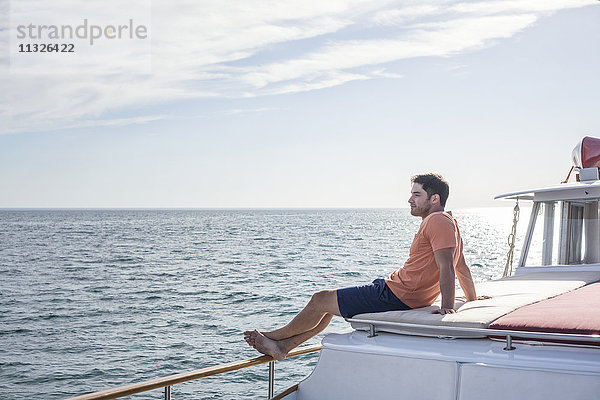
[455,252,477,302]
[433,247,456,314]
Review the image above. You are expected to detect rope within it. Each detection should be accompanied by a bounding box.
[561,165,574,184]
[503,200,520,277]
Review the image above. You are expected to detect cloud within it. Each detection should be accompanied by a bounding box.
[372,5,443,26]
[260,71,372,96]
[237,14,540,91]
[1,0,597,134]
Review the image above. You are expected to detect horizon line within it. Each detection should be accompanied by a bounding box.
[0,205,517,211]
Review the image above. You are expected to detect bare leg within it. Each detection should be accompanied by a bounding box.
[276,313,333,353]
[244,289,340,357]
[264,290,340,340]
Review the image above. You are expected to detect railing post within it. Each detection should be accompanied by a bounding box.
[165,385,171,400]
[504,335,516,351]
[368,323,377,338]
[268,361,275,398]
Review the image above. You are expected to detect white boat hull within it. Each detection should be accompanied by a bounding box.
[284,331,600,399]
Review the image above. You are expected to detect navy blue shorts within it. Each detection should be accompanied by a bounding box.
[336,278,411,318]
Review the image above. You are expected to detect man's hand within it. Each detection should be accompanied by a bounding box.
[457,295,492,302]
[432,308,456,315]
[455,295,492,303]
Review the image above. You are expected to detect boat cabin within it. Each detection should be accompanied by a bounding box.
[496,179,600,271]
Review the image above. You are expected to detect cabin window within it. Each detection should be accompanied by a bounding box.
[523,200,599,267]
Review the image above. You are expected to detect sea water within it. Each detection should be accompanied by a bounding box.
[0,208,523,399]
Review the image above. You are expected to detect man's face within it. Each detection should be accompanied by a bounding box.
[408,183,433,217]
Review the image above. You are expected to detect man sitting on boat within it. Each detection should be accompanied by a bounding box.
[244,173,479,360]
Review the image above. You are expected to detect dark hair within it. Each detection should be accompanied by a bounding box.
[411,173,449,207]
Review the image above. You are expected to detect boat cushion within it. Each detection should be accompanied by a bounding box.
[488,280,600,340]
[350,271,600,334]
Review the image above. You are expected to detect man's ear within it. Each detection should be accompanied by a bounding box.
[432,194,440,204]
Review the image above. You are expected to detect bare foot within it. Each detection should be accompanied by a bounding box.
[244,330,274,346]
[252,330,287,361]
[243,330,256,347]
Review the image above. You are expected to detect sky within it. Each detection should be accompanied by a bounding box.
[1,0,600,209]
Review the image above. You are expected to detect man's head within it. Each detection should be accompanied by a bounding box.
[408,173,449,218]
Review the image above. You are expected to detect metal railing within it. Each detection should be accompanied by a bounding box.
[347,318,600,348]
[65,343,322,400]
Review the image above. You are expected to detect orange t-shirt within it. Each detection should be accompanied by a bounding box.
[385,211,462,309]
